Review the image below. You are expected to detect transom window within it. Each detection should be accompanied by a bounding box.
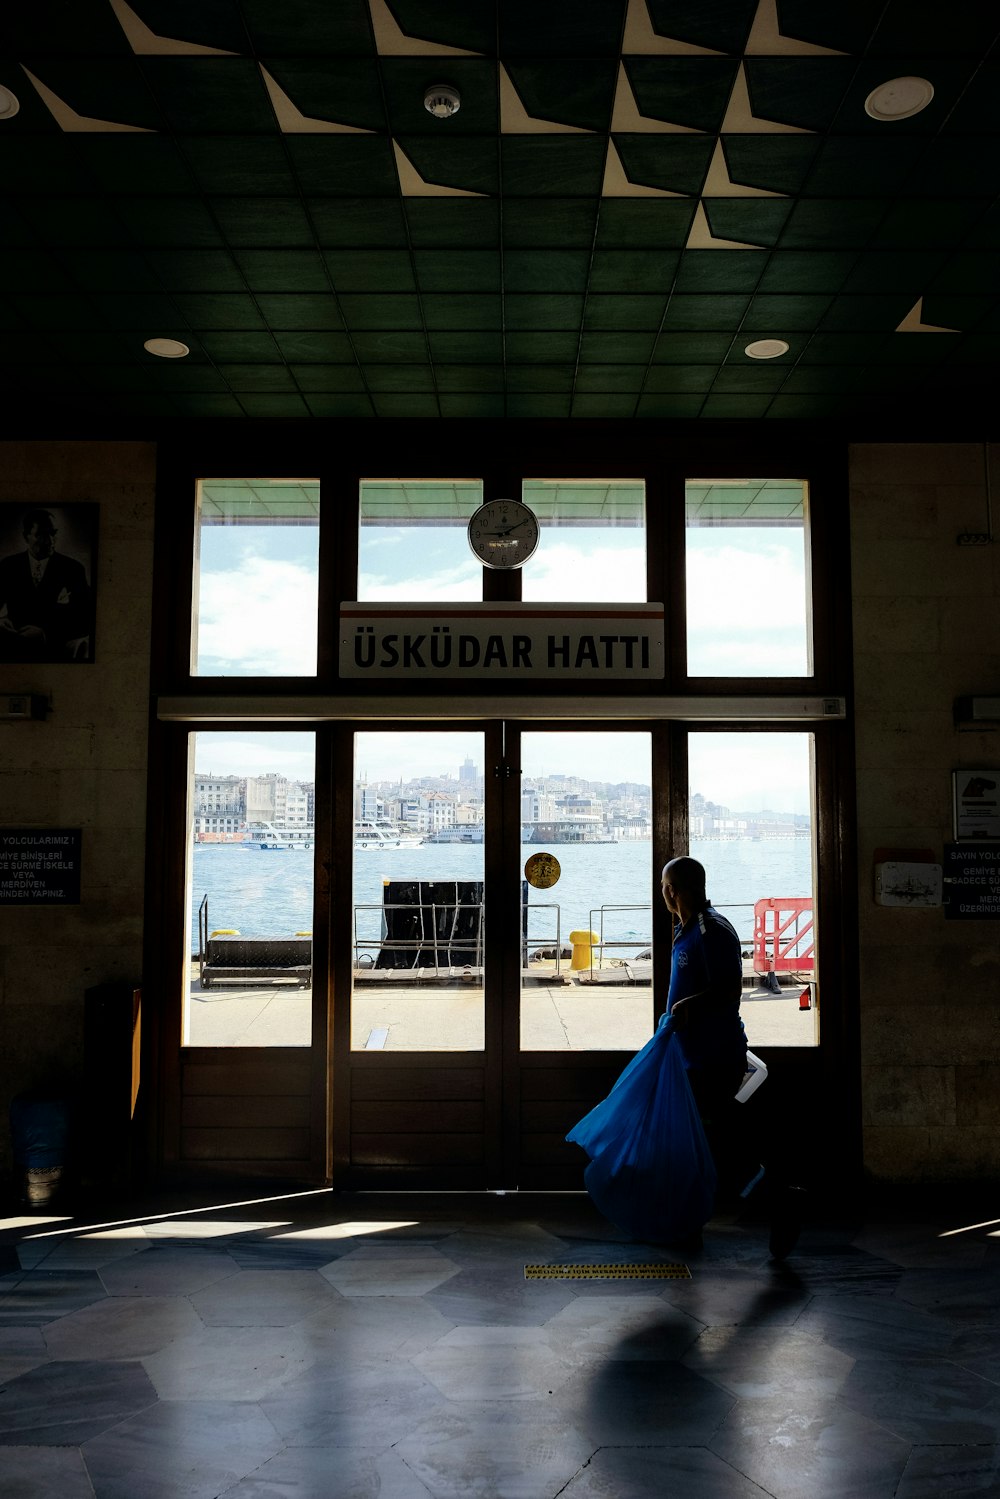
[193,479,319,677]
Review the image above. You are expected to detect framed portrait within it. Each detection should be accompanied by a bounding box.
[0,502,98,664]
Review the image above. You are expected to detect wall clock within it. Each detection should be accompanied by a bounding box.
[467,499,539,570]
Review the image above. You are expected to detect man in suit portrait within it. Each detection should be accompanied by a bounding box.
[0,507,93,661]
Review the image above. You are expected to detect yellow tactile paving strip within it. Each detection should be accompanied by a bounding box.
[524,1262,691,1280]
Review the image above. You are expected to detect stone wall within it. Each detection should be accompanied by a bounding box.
[851,441,1000,1183]
[0,441,156,1178]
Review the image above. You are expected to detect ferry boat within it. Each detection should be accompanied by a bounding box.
[251,822,315,851]
[355,821,424,851]
[522,820,618,845]
[423,826,484,844]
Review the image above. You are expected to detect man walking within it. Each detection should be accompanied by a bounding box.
[662,855,803,1258]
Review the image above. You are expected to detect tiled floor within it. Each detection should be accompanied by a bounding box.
[1,1188,999,1497]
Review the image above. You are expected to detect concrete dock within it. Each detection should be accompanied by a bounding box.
[185,964,818,1050]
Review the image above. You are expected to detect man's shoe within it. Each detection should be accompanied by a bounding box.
[769,1186,806,1260]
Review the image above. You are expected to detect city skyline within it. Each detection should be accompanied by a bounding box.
[193,770,809,825]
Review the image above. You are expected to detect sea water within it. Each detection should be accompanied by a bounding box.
[190,837,813,956]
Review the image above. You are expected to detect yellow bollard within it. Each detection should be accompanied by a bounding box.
[568,929,600,971]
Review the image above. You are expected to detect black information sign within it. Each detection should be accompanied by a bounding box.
[943,841,1000,920]
[0,828,82,904]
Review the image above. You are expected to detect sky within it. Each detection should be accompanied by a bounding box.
[195,521,807,677]
[191,519,812,811]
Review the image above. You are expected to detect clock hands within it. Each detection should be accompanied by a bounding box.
[469,500,538,568]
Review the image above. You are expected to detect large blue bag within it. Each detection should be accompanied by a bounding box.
[566,1015,717,1243]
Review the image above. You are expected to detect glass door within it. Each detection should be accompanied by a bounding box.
[182,729,316,1049]
[339,722,655,1189]
[350,729,487,1054]
[687,731,819,1047]
[519,731,655,1052]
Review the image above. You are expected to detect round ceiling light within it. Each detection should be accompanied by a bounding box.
[864,76,934,121]
[144,337,190,359]
[424,84,461,119]
[0,84,20,120]
[745,339,789,360]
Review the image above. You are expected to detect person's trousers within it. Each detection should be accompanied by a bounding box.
[686,1061,760,1206]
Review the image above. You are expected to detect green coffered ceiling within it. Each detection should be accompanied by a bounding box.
[1,0,999,424]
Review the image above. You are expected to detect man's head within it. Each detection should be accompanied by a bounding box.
[22,509,57,562]
[661,856,707,919]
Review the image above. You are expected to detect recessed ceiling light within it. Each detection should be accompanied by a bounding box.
[0,84,20,120]
[745,339,789,360]
[864,76,934,121]
[144,337,189,359]
[424,84,460,119]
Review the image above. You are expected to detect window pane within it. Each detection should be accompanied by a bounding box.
[352,731,485,1051]
[687,731,818,1049]
[193,479,319,676]
[685,479,810,676]
[521,480,646,601]
[358,480,483,601]
[520,731,653,1051]
[184,731,315,1047]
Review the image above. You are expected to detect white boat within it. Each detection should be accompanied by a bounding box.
[355,821,424,851]
[251,822,315,851]
[424,827,484,844]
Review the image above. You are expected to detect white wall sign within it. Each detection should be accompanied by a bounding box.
[953,769,1000,840]
[340,602,665,681]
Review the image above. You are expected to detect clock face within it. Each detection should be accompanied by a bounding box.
[467,500,539,570]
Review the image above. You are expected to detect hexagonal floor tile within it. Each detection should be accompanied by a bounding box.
[142,1323,317,1400]
[412,1324,576,1401]
[82,1398,283,1499]
[320,1245,460,1297]
[682,1326,855,1400]
[395,1404,595,1499]
[0,1359,157,1445]
[43,1295,204,1362]
[189,1268,337,1326]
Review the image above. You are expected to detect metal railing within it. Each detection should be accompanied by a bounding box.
[752,897,814,976]
[582,901,756,979]
[353,899,484,976]
[523,902,562,974]
[352,898,760,981]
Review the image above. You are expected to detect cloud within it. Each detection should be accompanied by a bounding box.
[196,553,318,675]
[523,539,646,602]
[690,730,811,814]
[194,730,316,782]
[356,730,484,782]
[686,535,808,675]
[359,565,482,600]
[359,527,482,599]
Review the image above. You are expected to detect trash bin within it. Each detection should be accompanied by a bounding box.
[9,1092,73,1207]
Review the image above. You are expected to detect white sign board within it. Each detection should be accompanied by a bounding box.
[953,769,1000,840]
[874,861,943,907]
[340,602,665,681]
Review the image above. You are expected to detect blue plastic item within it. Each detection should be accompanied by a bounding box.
[9,1094,71,1170]
[566,1015,717,1243]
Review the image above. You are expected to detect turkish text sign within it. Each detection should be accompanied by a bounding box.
[943,841,1000,920]
[340,602,665,681]
[0,828,82,904]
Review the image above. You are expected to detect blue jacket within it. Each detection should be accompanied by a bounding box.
[665,903,747,1071]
